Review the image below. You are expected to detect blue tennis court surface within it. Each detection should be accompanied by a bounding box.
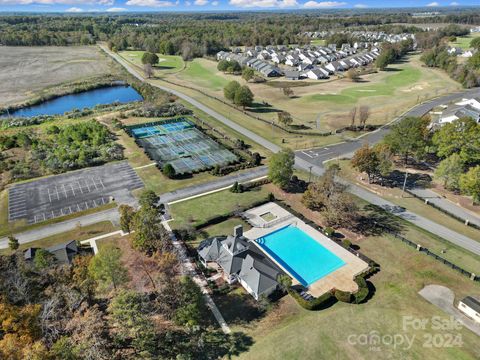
[128,118,238,174]
[256,225,346,286]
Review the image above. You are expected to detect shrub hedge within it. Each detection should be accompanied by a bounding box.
[288,289,335,311]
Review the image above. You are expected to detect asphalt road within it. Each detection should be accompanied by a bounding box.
[409,187,480,228]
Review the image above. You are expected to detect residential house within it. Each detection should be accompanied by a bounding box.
[285,70,301,80]
[458,297,480,324]
[306,68,328,80]
[24,240,84,265]
[197,226,283,300]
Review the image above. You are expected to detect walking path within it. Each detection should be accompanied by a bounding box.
[419,285,480,337]
[0,208,119,249]
[409,187,480,228]
[100,43,480,257]
[163,221,231,334]
[79,229,128,254]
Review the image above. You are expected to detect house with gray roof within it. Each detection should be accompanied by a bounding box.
[458,296,480,324]
[24,240,84,265]
[197,225,283,300]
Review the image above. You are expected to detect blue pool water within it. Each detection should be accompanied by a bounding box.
[256,225,346,286]
[4,86,143,118]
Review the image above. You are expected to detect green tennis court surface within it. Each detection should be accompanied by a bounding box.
[128,118,238,174]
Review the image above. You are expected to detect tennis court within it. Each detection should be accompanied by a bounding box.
[128,118,238,174]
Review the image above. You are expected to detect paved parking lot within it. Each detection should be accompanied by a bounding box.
[8,161,143,224]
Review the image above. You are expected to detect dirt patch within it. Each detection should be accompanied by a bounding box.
[0,46,115,107]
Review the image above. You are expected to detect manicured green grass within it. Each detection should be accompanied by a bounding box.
[310,39,327,46]
[169,186,271,229]
[304,66,422,104]
[186,217,252,248]
[179,60,229,91]
[0,221,117,255]
[449,33,480,50]
[118,50,184,74]
[236,228,480,360]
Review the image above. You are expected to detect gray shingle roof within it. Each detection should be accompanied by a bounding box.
[461,296,480,313]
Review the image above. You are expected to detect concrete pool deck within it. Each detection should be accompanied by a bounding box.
[243,202,369,297]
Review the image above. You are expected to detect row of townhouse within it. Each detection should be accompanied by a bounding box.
[304,30,415,44]
[447,46,477,58]
[217,50,283,77]
[217,46,379,80]
[285,50,379,80]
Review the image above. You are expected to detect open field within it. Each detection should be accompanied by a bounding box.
[235,229,480,360]
[118,50,184,76]
[0,221,116,255]
[161,54,460,134]
[169,185,271,229]
[0,46,116,107]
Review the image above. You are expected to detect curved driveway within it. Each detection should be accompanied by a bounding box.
[100,45,480,256]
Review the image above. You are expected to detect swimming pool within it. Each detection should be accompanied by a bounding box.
[256,225,346,286]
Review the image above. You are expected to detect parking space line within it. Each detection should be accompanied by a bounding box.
[47,188,52,202]
[62,184,68,198]
[55,186,60,201]
[86,180,91,192]
[99,178,106,189]
[70,184,76,196]
[43,213,46,221]
[77,181,84,194]
[92,178,99,191]
[93,199,97,207]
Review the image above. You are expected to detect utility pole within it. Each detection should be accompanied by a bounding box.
[401,170,408,197]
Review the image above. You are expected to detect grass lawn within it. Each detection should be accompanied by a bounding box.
[0,188,117,238]
[178,59,230,91]
[185,217,252,249]
[310,39,327,46]
[304,66,422,104]
[169,186,271,229]
[134,164,229,195]
[235,228,480,360]
[0,221,117,255]
[449,33,480,50]
[118,50,184,75]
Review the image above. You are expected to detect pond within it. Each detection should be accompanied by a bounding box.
[3,85,143,118]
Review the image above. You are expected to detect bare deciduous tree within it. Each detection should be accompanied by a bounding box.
[349,107,357,127]
[282,87,294,98]
[359,105,370,129]
[143,63,153,79]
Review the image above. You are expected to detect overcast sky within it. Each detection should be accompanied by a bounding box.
[0,0,477,14]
